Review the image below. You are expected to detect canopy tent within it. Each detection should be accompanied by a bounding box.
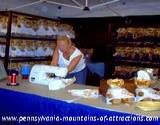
[0,0,160,18]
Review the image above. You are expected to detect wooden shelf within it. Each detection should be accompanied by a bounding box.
[114,42,158,47]
[0,57,4,60]
[115,60,160,68]
[0,35,6,39]
[0,11,62,69]
[8,56,52,62]
[0,42,6,45]
[116,36,160,42]
[11,35,57,41]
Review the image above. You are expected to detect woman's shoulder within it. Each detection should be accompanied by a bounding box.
[73,47,82,54]
[71,47,83,58]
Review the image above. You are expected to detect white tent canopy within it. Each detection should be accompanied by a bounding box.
[0,0,160,18]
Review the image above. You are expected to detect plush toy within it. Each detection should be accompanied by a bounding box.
[106,79,135,104]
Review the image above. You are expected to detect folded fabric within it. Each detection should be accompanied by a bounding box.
[48,77,76,91]
[68,89,99,98]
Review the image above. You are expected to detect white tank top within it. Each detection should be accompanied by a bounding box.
[58,48,86,73]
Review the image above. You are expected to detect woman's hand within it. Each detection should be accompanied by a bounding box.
[47,73,56,78]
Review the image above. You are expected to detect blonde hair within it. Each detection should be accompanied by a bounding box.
[57,35,71,44]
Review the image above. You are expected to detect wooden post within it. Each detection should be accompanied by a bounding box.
[107,23,112,43]
[4,11,12,69]
[158,68,160,79]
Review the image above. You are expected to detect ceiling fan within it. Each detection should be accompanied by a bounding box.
[8,0,120,11]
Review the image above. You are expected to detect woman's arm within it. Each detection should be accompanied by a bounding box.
[67,55,82,73]
[51,47,59,66]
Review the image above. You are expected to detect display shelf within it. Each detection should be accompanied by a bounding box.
[0,11,74,69]
[0,35,6,39]
[113,25,160,77]
[115,60,159,68]
[9,56,52,62]
[0,57,4,60]
[11,35,57,41]
[114,42,158,48]
[0,41,6,45]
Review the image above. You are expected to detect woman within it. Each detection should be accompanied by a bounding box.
[51,35,87,84]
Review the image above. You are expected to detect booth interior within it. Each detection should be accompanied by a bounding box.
[0,11,160,124]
